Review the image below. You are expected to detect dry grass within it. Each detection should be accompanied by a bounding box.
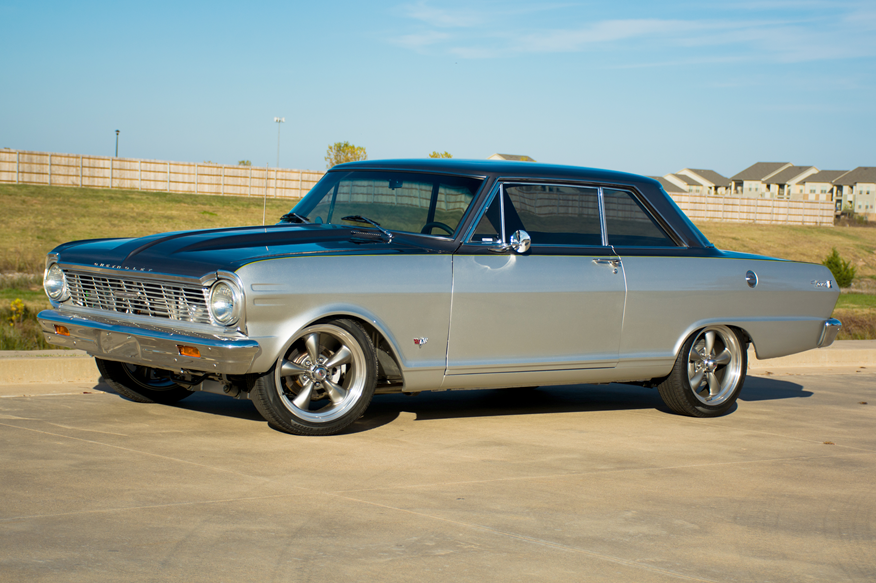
[696,221,876,278]
[0,183,296,274]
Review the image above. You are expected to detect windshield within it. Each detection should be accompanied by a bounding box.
[289,170,484,237]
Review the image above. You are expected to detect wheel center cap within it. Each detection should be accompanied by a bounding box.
[704,359,716,372]
[311,366,328,382]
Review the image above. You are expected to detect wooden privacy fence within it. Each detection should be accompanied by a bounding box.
[0,149,835,226]
[669,192,834,227]
[0,149,325,199]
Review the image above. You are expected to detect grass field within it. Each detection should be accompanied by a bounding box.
[1,182,874,346]
[0,183,295,274]
[697,222,876,280]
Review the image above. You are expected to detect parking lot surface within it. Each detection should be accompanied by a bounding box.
[1,372,874,582]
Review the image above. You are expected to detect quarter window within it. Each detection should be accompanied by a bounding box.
[603,189,675,247]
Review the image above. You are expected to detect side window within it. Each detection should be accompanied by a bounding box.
[603,189,676,247]
[505,184,601,246]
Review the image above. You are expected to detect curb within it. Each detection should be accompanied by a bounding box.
[1,341,875,385]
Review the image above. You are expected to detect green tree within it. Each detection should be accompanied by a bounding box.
[325,142,367,168]
[429,151,452,158]
[822,248,856,288]
[238,160,252,166]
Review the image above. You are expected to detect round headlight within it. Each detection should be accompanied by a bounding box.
[44,264,68,301]
[209,281,240,326]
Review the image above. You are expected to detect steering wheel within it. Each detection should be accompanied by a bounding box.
[420,221,454,236]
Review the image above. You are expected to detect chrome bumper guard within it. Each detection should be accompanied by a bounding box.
[817,318,842,349]
[38,310,260,375]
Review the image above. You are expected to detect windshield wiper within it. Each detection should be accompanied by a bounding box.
[342,215,393,242]
[279,212,310,224]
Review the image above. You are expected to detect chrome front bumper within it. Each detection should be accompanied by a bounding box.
[817,318,842,348]
[38,310,261,375]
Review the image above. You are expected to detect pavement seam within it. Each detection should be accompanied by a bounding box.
[324,492,721,583]
[0,421,274,483]
[0,483,720,583]
[332,451,875,494]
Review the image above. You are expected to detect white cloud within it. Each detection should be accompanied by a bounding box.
[390,1,876,65]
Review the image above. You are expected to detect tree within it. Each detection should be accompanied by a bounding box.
[429,151,452,158]
[822,248,856,288]
[238,160,252,166]
[325,142,367,168]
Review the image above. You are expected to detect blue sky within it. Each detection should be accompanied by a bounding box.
[1,0,874,177]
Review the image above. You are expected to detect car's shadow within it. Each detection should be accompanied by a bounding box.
[90,374,811,435]
[738,374,812,402]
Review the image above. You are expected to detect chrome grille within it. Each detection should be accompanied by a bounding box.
[65,270,212,324]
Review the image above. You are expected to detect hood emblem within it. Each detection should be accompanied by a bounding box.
[94,263,153,272]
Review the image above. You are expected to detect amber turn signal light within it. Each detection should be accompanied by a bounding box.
[177,345,201,358]
[54,325,70,336]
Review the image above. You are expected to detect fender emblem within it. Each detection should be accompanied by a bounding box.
[810,280,832,288]
[413,337,428,347]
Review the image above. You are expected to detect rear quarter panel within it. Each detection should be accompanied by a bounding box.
[619,255,839,364]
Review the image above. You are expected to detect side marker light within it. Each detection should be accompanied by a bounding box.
[177,345,201,358]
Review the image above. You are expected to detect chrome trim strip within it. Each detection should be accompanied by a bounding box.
[597,186,608,247]
[59,262,206,286]
[499,183,506,245]
[37,310,260,375]
[817,318,842,348]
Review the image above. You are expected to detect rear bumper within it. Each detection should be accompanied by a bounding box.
[37,310,261,375]
[818,318,842,348]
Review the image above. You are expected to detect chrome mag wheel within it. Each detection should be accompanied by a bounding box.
[686,325,743,406]
[275,323,368,422]
[252,319,377,435]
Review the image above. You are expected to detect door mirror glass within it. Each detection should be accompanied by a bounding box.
[510,229,531,254]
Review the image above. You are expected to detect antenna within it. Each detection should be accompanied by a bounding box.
[263,163,268,226]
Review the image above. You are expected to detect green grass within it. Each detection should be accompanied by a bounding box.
[836,294,876,310]
[0,183,297,273]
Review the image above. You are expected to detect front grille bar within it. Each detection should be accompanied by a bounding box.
[65,270,212,324]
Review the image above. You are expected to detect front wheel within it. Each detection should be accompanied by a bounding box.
[657,325,747,417]
[96,358,193,404]
[251,319,377,436]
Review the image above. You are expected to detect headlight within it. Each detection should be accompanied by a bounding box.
[209,280,241,326]
[44,264,69,301]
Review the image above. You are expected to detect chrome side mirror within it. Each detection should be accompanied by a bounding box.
[509,229,531,254]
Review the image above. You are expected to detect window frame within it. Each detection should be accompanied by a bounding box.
[463,179,681,249]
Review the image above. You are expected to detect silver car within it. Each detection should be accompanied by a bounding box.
[38,160,841,435]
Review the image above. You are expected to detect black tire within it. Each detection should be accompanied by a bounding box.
[96,358,193,404]
[251,319,377,436]
[657,325,747,417]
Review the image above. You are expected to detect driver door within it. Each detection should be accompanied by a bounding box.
[446,182,626,376]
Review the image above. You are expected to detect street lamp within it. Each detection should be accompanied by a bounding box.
[274,117,285,168]
[115,129,120,157]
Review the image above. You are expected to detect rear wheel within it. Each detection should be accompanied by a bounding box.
[96,358,193,404]
[657,325,746,417]
[251,319,377,436]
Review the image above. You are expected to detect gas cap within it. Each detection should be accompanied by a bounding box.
[745,270,758,288]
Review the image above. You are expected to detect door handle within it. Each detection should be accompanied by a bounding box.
[592,258,620,267]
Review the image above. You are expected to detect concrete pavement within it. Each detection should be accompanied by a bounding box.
[2,341,875,386]
[1,372,874,582]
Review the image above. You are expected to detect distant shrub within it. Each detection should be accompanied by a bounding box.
[822,248,856,288]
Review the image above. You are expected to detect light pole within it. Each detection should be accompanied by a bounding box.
[115,129,120,157]
[274,117,284,167]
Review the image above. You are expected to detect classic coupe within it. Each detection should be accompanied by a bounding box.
[38,160,841,435]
